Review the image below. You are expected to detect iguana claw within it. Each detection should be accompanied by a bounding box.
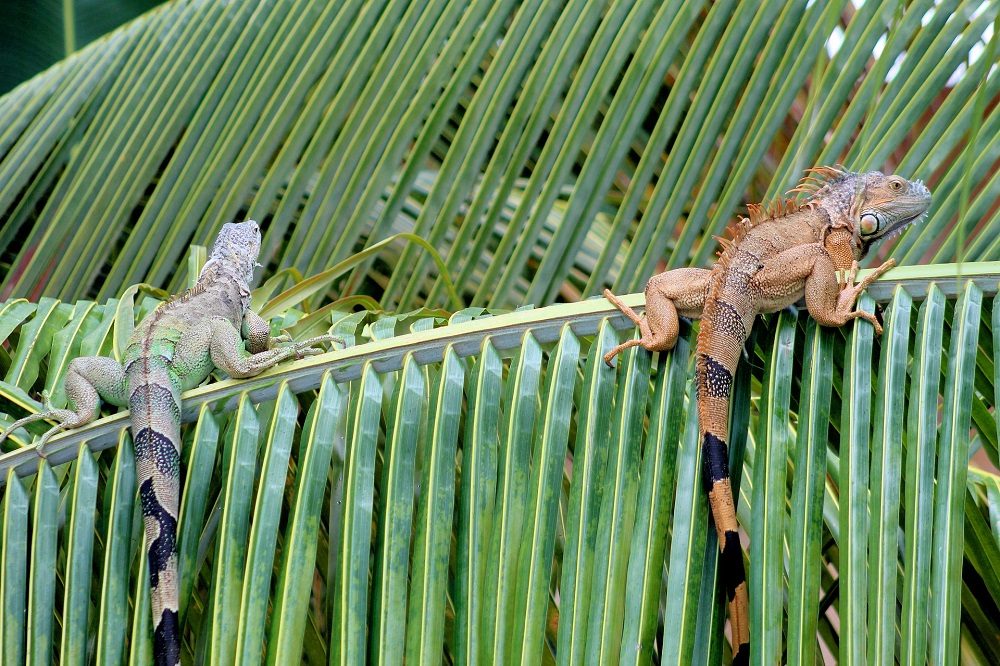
[291,333,345,359]
[836,259,894,335]
[0,391,72,458]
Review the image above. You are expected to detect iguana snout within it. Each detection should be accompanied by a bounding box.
[854,173,931,245]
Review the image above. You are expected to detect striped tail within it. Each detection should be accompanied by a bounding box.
[128,357,182,666]
[696,285,752,665]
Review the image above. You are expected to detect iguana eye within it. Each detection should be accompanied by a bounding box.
[889,179,903,190]
[860,213,880,235]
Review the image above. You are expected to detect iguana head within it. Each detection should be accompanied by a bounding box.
[794,167,932,255]
[203,220,262,285]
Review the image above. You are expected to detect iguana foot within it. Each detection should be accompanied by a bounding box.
[603,289,644,326]
[0,406,77,457]
[0,415,48,447]
[298,333,345,349]
[35,428,62,459]
[603,289,647,367]
[603,339,644,368]
[291,334,345,359]
[836,260,894,335]
[602,288,680,366]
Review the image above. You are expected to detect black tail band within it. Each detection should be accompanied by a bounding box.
[137,477,178,587]
[701,432,731,493]
[153,609,180,666]
[721,529,747,599]
[732,642,750,665]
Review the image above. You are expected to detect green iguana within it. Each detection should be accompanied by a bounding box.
[0,221,338,666]
[602,167,931,664]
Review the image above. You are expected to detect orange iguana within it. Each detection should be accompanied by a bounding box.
[602,167,931,664]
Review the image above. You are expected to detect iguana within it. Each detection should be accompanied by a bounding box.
[601,168,931,664]
[0,221,338,666]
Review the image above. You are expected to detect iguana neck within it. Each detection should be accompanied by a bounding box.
[193,259,252,312]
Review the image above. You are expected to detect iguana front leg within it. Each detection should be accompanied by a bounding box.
[752,243,894,334]
[242,310,343,355]
[0,357,127,454]
[242,310,294,353]
[242,310,273,354]
[603,267,710,365]
[830,260,896,334]
[211,318,339,378]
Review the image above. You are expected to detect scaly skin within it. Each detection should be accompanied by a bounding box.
[603,168,931,664]
[0,221,338,665]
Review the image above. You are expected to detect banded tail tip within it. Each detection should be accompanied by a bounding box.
[153,607,180,666]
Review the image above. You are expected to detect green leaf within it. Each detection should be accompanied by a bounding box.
[452,341,499,665]
[661,377,706,664]
[556,321,618,666]
[333,364,382,664]
[27,463,60,665]
[750,310,796,664]
[0,254,997,665]
[404,349,463,664]
[176,405,220,620]
[838,294,876,664]
[620,332,689,664]
[268,374,346,664]
[94,432,136,665]
[371,355,424,663]
[60,447,100,665]
[5,298,69,389]
[585,336,651,663]
[866,287,912,665]
[483,333,542,664]
[1,471,29,665]
[209,393,261,664]
[929,280,983,665]
[235,386,298,664]
[260,233,463,319]
[786,320,834,666]
[516,326,579,664]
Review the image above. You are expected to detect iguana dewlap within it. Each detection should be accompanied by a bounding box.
[603,167,931,664]
[0,221,338,665]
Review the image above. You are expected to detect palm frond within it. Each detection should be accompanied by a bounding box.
[1,263,998,663]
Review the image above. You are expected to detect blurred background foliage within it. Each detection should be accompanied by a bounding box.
[0,1,999,664]
[0,0,997,309]
[0,0,163,95]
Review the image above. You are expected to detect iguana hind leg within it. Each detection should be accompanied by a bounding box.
[0,357,127,455]
[603,268,709,365]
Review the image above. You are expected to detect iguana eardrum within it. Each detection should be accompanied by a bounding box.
[0,221,337,666]
[602,168,931,664]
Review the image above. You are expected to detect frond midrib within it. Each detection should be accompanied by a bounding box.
[1,260,996,484]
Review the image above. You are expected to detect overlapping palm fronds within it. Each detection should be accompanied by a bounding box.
[1,1,999,664]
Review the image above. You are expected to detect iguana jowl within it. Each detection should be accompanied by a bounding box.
[602,168,931,664]
[0,221,337,666]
